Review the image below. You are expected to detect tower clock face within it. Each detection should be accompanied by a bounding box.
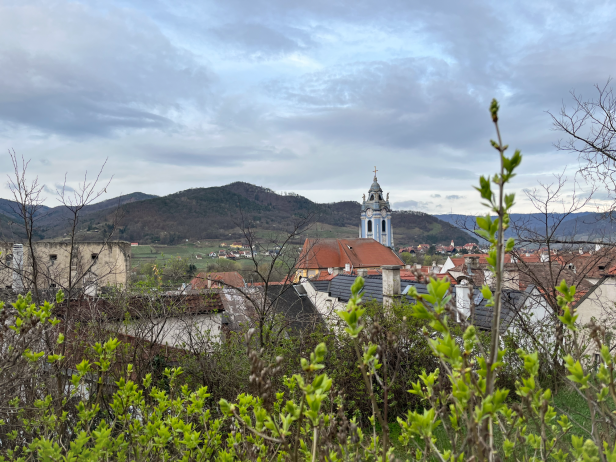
[366,208,373,218]
[380,210,387,217]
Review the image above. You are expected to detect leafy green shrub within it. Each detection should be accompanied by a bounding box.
[5,100,616,461]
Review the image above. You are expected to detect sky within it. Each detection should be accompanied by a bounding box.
[0,0,614,215]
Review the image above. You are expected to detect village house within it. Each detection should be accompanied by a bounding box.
[302,264,550,332]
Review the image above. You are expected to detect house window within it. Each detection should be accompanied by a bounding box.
[49,283,57,288]
[49,254,57,263]
[367,220,372,232]
[382,220,386,232]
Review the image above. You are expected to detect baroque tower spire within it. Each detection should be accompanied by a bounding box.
[359,167,394,247]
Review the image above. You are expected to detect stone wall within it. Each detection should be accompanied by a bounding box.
[0,241,131,293]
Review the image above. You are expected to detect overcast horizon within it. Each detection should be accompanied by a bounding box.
[0,0,614,215]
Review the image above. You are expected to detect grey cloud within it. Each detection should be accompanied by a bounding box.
[393,200,433,211]
[445,195,464,200]
[43,183,74,195]
[57,184,75,193]
[210,23,317,57]
[43,185,55,195]
[144,145,298,167]
[0,2,213,137]
[430,194,441,198]
[268,57,494,152]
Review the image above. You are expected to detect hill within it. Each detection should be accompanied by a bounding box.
[1,183,475,246]
[0,192,157,241]
[0,183,474,246]
[100,184,475,245]
[435,212,616,244]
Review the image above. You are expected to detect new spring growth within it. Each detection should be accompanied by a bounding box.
[336,276,366,338]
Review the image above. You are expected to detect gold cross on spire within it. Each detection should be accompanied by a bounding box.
[373,166,378,178]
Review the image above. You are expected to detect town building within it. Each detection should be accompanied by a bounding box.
[301,265,549,332]
[1,241,131,295]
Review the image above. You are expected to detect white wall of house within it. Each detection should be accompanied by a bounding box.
[440,257,456,274]
[112,313,224,348]
[575,277,616,326]
[301,281,346,323]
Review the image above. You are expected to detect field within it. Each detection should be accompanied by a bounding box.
[131,241,276,272]
[129,223,358,272]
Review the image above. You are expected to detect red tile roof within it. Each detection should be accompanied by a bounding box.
[191,271,245,289]
[449,253,512,267]
[297,238,403,269]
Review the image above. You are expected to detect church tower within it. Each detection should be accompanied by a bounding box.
[359,167,394,247]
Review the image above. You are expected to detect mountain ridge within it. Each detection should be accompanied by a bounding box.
[1,184,475,246]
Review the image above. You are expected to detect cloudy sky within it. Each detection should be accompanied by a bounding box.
[0,0,613,214]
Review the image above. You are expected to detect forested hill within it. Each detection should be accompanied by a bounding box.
[0,182,476,246]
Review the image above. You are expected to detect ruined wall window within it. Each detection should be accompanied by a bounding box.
[367,220,372,232]
[382,220,386,232]
[49,254,57,264]
[91,253,99,262]
[5,254,12,264]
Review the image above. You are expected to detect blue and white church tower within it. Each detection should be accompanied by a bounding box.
[360,168,394,248]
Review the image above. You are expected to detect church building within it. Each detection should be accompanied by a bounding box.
[360,168,393,248]
[294,168,401,282]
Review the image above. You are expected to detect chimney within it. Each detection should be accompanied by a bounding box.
[464,256,479,271]
[12,244,24,293]
[455,279,472,321]
[332,267,341,276]
[381,265,401,308]
[357,268,368,277]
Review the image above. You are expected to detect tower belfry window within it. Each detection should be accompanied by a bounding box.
[370,194,374,200]
[382,220,386,232]
[367,220,372,232]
